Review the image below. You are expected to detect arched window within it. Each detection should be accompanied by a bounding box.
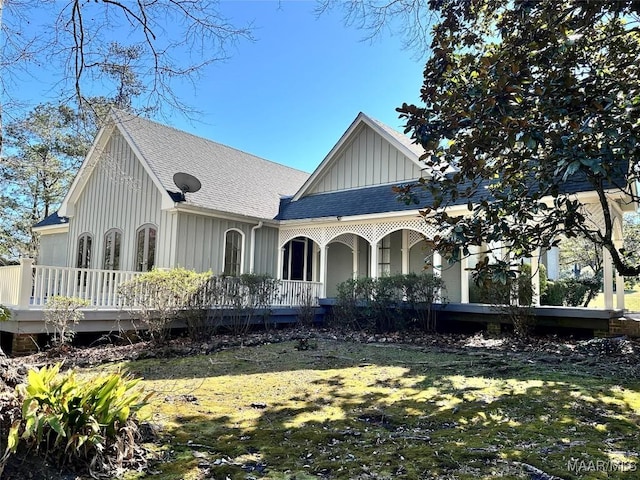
[136,224,157,271]
[76,233,92,269]
[103,229,122,270]
[223,229,243,276]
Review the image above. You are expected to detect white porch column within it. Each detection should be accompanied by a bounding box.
[319,244,328,298]
[614,240,625,310]
[313,243,320,282]
[433,250,442,275]
[603,246,614,309]
[302,239,309,281]
[616,271,625,310]
[460,253,469,304]
[546,246,560,281]
[433,250,442,303]
[277,247,285,280]
[401,230,409,274]
[489,240,502,263]
[17,257,34,307]
[370,240,379,279]
[352,239,359,279]
[530,248,541,306]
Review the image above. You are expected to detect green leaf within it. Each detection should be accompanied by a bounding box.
[47,415,66,438]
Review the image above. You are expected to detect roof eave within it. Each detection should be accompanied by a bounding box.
[171,203,279,226]
[32,223,70,235]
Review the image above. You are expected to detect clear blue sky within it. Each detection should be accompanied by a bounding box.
[9,1,427,173]
[171,1,427,173]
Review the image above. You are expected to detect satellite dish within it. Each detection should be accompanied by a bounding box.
[173,172,202,194]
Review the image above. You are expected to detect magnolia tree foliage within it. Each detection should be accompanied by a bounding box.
[391,0,640,279]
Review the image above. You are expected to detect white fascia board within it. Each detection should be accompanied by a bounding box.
[292,113,424,202]
[362,114,425,170]
[278,210,425,228]
[292,114,365,201]
[58,122,115,217]
[32,224,70,235]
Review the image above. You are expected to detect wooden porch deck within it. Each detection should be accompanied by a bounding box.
[318,299,628,336]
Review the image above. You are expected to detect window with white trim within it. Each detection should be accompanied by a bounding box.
[136,224,156,271]
[76,233,92,269]
[223,229,243,276]
[103,229,122,270]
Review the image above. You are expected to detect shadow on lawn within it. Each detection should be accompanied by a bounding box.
[132,341,640,479]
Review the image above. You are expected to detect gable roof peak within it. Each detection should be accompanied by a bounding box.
[62,109,309,220]
[291,112,425,201]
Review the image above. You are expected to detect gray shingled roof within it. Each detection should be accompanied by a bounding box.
[277,168,629,221]
[113,110,310,219]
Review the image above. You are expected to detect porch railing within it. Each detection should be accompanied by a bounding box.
[0,259,322,309]
[0,264,23,307]
[32,265,143,308]
[273,279,322,307]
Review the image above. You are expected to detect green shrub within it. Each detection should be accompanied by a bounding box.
[538,263,548,299]
[0,305,10,322]
[543,281,565,306]
[469,277,511,304]
[332,277,375,331]
[8,363,150,475]
[208,274,281,335]
[44,296,89,346]
[333,273,446,333]
[296,284,317,327]
[403,272,445,332]
[118,268,211,341]
[541,276,601,307]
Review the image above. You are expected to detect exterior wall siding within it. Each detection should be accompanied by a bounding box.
[441,261,462,303]
[326,242,354,297]
[67,132,170,271]
[174,213,277,275]
[38,232,70,267]
[409,240,431,273]
[309,125,423,194]
[253,226,279,276]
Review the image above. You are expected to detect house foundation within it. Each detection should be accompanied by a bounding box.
[11,333,39,355]
[609,317,640,337]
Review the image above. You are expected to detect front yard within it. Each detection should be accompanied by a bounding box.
[10,334,633,480]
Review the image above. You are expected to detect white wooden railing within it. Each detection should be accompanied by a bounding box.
[32,265,143,308]
[274,280,323,307]
[0,264,22,307]
[0,259,323,309]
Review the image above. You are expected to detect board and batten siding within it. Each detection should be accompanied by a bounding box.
[174,214,278,276]
[253,226,279,276]
[309,124,423,195]
[67,131,177,271]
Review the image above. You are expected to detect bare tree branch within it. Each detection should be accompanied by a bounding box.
[1,0,255,149]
